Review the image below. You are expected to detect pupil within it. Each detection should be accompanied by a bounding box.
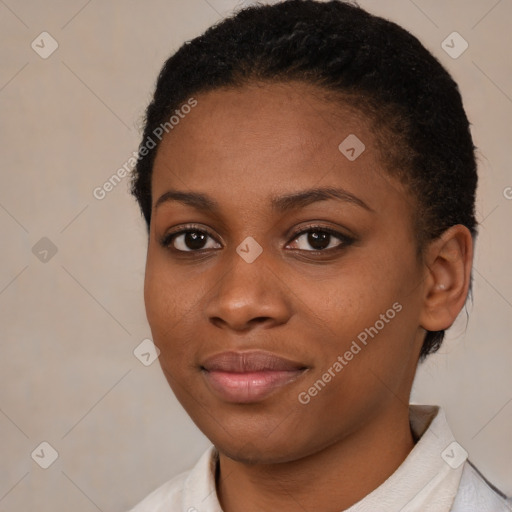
[308,231,329,250]
[186,231,207,250]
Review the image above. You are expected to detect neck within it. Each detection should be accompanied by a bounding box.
[216,404,415,512]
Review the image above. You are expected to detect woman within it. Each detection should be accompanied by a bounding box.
[127,1,511,510]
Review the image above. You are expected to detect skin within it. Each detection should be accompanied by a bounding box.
[144,81,473,512]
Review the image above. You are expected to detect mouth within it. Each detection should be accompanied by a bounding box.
[200,350,309,403]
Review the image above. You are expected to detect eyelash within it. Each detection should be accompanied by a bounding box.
[160,223,355,255]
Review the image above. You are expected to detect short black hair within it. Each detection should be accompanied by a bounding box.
[130,0,478,360]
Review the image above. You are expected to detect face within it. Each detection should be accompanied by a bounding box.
[144,81,428,464]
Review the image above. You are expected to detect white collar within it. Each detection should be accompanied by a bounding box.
[181,405,465,512]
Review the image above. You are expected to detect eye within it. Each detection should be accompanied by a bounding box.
[160,225,221,252]
[287,225,354,252]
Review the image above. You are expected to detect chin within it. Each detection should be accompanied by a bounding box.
[209,421,319,465]
[217,440,299,465]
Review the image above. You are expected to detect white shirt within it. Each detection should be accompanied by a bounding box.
[128,405,511,511]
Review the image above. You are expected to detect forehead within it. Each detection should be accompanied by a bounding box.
[155,81,369,157]
[151,81,408,216]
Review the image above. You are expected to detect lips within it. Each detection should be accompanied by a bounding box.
[200,350,308,403]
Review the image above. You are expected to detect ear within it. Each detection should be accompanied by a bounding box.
[419,225,474,332]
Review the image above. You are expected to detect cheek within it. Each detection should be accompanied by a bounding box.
[144,250,192,360]
[311,255,396,330]
[306,248,421,370]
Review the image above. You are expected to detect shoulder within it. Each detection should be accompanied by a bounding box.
[451,461,512,512]
[126,446,219,512]
[127,470,190,512]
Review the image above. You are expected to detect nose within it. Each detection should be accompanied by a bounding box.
[204,247,292,333]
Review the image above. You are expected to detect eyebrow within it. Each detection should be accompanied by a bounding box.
[154,186,374,214]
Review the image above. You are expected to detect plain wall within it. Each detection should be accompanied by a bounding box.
[1,1,511,510]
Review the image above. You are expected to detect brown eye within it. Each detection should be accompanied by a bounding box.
[288,227,354,252]
[161,228,221,252]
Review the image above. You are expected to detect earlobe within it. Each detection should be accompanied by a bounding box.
[419,225,474,332]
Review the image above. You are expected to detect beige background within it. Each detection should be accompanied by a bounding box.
[1,0,511,510]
